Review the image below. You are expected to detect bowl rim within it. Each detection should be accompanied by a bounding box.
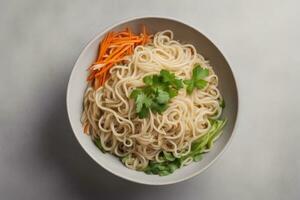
[66,15,240,185]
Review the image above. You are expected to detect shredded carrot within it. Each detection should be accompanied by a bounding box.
[111,36,140,42]
[94,76,101,89]
[93,58,123,66]
[87,26,151,89]
[95,63,114,77]
[102,71,107,85]
[102,44,128,63]
[87,70,96,81]
[83,123,89,134]
[112,39,143,45]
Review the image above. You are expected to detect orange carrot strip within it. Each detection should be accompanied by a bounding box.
[102,71,107,85]
[93,58,124,65]
[87,70,96,81]
[112,39,143,45]
[113,31,130,37]
[101,44,129,63]
[97,33,109,62]
[98,32,113,61]
[95,76,102,89]
[142,25,146,36]
[107,45,131,62]
[83,123,89,134]
[111,36,140,42]
[128,27,132,39]
[95,63,114,77]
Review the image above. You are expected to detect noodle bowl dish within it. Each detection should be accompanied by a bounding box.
[67,17,238,185]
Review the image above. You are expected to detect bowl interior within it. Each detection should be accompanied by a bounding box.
[67,17,238,185]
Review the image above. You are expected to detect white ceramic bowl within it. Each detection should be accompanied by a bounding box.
[67,17,238,185]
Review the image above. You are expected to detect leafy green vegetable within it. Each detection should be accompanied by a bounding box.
[194,79,207,89]
[138,106,151,118]
[160,69,174,82]
[166,87,178,98]
[135,93,150,112]
[206,119,227,149]
[132,92,153,118]
[144,159,181,176]
[156,89,170,104]
[93,137,106,153]
[168,163,179,173]
[189,119,227,158]
[160,70,182,88]
[143,76,153,86]
[163,151,176,161]
[144,167,152,174]
[150,102,168,114]
[220,99,225,108]
[130,88,142,99]
[121,155,129,163]
[193,153,203,162]
[143,119,227,176]
[158,170,171,176]
[184,64,209,94]
[183,79,194,94]
[130,70,183,118]
[192,64,209,80]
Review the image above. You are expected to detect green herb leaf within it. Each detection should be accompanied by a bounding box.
[173,79,183,89]
[152,74,160,85]
[144,167,152,174]
[143,75,153,86]
[131,70,183,118]
[151,166,160,174]
[184,80,194,94]
[143,86,155,96]
[168,163,179,173]
[158,170,171,176]
[160,70,175,82]
[193,65,209,80]
[157,165,168,171]
[220,99,225,108]
[135,93,146,112]
[167,88,178,98]
[137,105,150,118]
[163,151,175,161]
[93,138,106,153]
[194,79,207,89]
[133,92,152,118]
[130,88,142,99]
[193,153,203,162]
[121,155,129,163]
[156,89,170,104]
[160,70,183,89]
[151,102,168,114]
[184,64,209,94]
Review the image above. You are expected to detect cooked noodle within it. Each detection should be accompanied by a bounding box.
[81,30,223,171]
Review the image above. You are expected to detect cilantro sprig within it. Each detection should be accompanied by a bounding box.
[130,70,183,118]
[183,64,209,94]
[130,65,209,118]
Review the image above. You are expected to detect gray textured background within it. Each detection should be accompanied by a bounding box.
[1,0,299,199]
